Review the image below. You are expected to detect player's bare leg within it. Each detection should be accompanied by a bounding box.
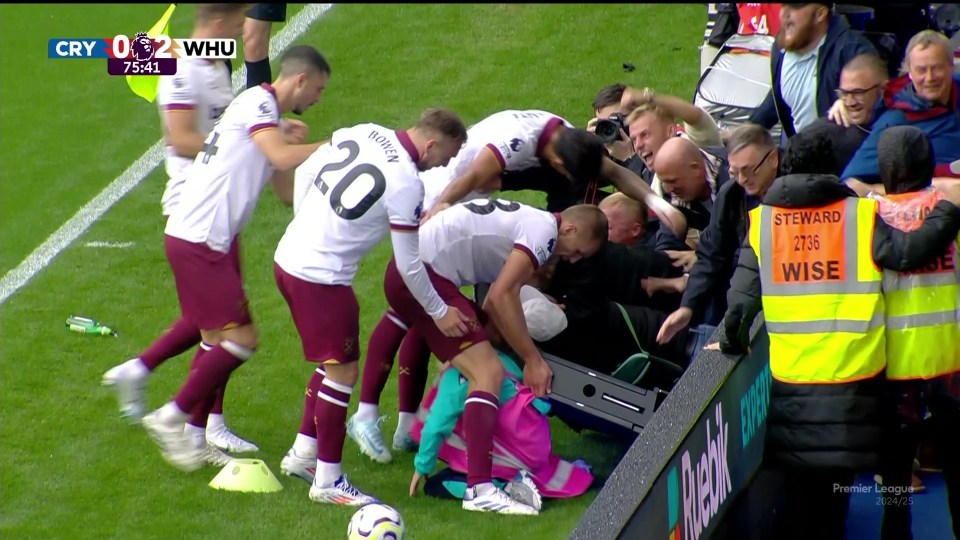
[243,17,272,88]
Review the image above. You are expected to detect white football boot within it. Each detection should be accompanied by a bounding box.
[206,424,259,453]
[504,470,543,511]
[346,414,392,463]
[280,448,317,484]
[101,359,148,422]
[463,485,539,516]
[308,475,378,506]
[141,411,203,472]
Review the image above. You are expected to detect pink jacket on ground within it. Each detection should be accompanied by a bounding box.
[411,364,593,499]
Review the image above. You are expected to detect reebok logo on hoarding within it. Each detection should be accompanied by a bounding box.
[680,402,732,540]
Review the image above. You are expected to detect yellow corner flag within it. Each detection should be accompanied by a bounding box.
[126,3,176,103]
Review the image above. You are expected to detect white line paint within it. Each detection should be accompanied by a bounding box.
[84,241,136,249]
[0,4,334,306]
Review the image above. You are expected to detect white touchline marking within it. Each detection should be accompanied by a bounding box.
[0,4,335,306]
[84,241,136,249]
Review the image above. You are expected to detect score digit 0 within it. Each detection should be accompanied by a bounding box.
[111,34,130,59]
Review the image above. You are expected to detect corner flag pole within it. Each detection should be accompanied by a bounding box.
[126,3,177,103]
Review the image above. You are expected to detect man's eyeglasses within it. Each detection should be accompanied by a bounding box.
[835,84,881,101]
[730,148,774,180]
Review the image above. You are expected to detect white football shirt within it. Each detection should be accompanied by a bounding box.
[420,110,573,209]
[164,83,279,253]
[420,199,559,287]
[274,124,427,285]
[156,58,235,216]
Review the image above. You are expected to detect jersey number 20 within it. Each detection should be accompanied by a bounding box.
[313,140,387,220]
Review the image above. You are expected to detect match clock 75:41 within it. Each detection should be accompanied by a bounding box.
[107,58,177,76]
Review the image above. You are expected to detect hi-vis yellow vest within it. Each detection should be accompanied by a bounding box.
[747,197,886,384]
[875,190,960,380]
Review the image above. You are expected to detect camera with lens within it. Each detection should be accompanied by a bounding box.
[595,113,630,144]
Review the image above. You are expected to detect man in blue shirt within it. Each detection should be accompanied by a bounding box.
[750,3,876,138]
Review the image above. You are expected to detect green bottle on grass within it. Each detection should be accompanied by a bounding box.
[66,315,118,337]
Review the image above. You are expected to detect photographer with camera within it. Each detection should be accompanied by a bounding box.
[586,84,650,182]
[587,84,661,245]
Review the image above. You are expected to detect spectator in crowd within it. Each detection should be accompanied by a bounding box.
[736,3,782,36]
[869,126,960,540]
[718,164,960,540]
[657,123,778,352]
[538,219,689,382]
[622,87,723,198]
[749,3,876,138]
[588,84,662,237]
[812,53,890,171]
[587,83,646,180]
[842,30,960,185]
[598,192,655,250]
[618,87,726,251]
[647,136,731,250]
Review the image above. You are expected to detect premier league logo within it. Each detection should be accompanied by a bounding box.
[414,202,423,221]
[131,32,155,61]
[509,138,523,152]
[547,238,556,253]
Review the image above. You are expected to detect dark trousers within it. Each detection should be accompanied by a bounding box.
[881,377,960,540]
[775,469,854,540]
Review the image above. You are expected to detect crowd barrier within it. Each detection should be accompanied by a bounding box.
[569,317,774,540]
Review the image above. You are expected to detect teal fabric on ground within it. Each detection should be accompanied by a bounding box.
[414,350,551,474]
[441,477,508,499]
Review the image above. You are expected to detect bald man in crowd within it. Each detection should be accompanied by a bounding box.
[598,192,654,249]
[650,137,731,252]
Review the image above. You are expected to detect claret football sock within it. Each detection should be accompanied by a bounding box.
[464,391,499,488]
[397,329,431,414]
[315,377,353,465]
[359,315,407,407]
[139,318,201,371]
[298,367,326,437]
